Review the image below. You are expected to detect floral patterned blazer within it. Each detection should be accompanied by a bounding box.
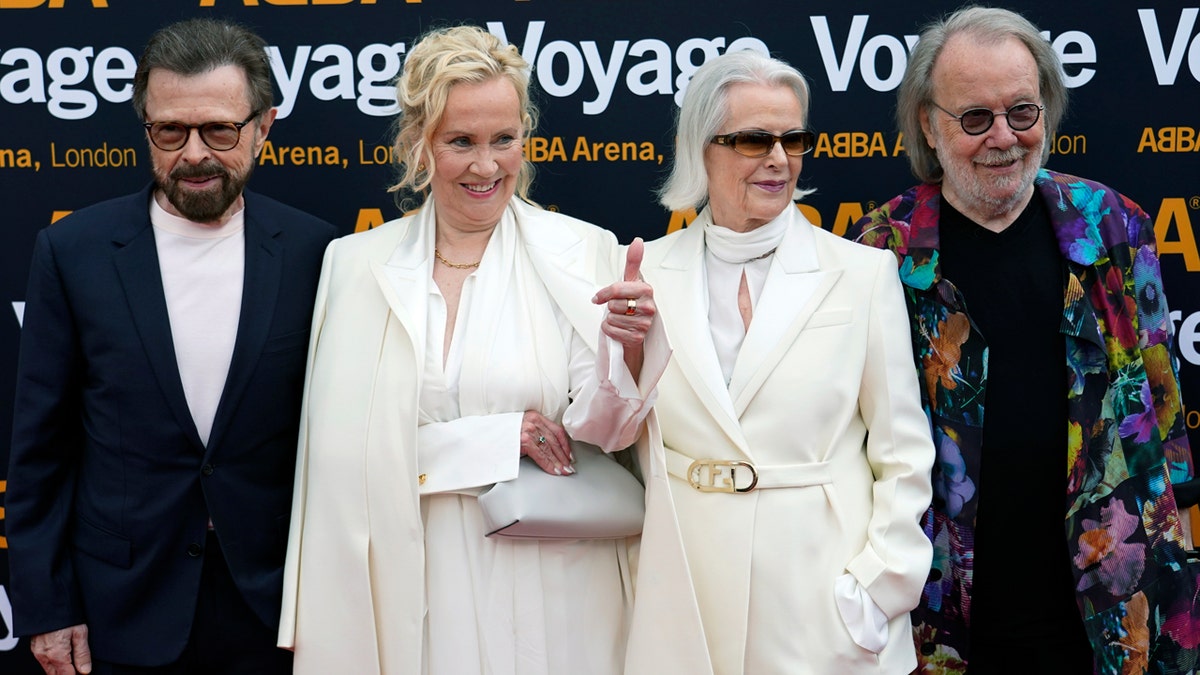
[847,169,1199,674]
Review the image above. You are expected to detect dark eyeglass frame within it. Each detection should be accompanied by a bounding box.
[142,111,260,151]
[930,102,1044,136]
[710,129,816,158]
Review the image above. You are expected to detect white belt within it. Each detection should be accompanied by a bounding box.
[664,448,833,493]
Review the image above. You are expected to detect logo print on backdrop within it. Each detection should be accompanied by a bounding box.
[0,0,108,7]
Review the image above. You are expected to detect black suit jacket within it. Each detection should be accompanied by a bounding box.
[6,184,337,665]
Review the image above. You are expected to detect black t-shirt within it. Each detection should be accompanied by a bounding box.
[937,194,1093,673]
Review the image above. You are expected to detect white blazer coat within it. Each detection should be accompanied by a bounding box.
[625,206,934,675]
[277,198,635,674]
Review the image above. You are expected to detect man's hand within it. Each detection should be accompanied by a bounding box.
[31,624,92,675]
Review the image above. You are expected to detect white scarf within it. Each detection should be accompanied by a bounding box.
[421,205,569,426]
[703,209,789,385]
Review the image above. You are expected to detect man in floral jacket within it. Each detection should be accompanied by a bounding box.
[847,6,1200,674]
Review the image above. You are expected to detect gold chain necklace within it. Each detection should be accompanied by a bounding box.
[434,248,481,269]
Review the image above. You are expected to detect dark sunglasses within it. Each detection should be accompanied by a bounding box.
[931,102,1043,135]
[143,111,260,151]
[710,129,815,157]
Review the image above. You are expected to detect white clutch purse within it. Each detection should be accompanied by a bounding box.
[478,440,646,539]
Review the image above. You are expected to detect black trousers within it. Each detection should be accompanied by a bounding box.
[91,531,292,675]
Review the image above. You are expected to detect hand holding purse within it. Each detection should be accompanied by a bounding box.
[478,440,645,539]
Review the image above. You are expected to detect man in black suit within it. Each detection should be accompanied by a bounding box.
[6,17,337,675]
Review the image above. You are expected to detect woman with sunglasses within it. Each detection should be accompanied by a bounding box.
[623,49,935,674]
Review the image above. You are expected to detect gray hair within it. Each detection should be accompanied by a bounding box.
[133,18,273,122]
[658,49,815,213]
[898,5,1067,183]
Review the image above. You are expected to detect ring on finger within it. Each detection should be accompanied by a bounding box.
[537,434,546,445]
[625,298,637,316]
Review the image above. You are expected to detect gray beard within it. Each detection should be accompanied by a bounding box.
[158,164,252,223]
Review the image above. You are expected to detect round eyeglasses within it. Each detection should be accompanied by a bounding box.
[931,102,1043,136]
[143,111,260,151]
[710,129,816,157]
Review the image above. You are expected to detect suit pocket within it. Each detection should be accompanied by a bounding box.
[261,328,311,355]
[808,309,853,329]
[73,517,132,569]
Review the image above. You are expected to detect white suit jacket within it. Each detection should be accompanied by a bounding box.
[625,206,934,675]
[277,198,635,674]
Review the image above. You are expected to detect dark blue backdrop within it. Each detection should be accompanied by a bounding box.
[2,1,1198,670]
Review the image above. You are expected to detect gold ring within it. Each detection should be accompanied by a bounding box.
[625,298,637,316]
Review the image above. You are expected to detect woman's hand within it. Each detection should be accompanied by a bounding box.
[593,237,656,378]
[521,410,574,475]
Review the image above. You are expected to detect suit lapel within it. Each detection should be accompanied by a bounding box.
[112,203,205,452]
[207,204,283,452]
[649,223,745,448]
[519,203,605,354]
[728,214,839,417]
[370,211,428,367]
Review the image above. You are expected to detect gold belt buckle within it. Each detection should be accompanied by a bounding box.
[687,459,758,493]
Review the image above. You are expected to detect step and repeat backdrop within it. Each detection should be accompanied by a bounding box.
[1,0,1197,669]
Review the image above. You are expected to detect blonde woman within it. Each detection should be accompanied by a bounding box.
[279,24,666,675]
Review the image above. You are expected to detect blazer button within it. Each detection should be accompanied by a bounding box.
[201,464,214,476]
[928,568,942,582]
[186,542,203,557]
[920,642,936,656]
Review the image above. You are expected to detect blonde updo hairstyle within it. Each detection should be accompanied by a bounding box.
[389,25,537,209]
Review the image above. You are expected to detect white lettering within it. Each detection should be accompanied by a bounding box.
[859,33,906,91]
[1139,8,1200,84]
[580,40,628,116]
[812,15,871,92]
[813,15,1096,92]
[268,45,313,119]
[13,301,24,328]
[625,39,673,97]
[1049,30,1097,87]
[1171,309,1200,365]
[0,47,47,104]
[0,585,19,651]
[46,47,98,119]
[536,40,586,98]
[91,47,135,102]
[269,43,404,118]
[492,20,766,113]
[355,42,404,116]
[306,44,355,104]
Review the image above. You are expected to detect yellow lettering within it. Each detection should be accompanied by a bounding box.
[355,208,384,233]
[666,208,698,234]
[51,211,72,224]
[200,0,388,5]
[830,202,865,237]
[1178,127,1196,152]
[0,0,108,6]
[1155,198,1200,271]
[571,136,594,162]
[1138,127,1200,153]
[524,136,566,162]
[0,148,33,168]
[867,132,887,157]
[1137,127,1158,153]
[0,480,6,549]
[358,140,391,165]
[796,203,821,227]
[893,132,907,157]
